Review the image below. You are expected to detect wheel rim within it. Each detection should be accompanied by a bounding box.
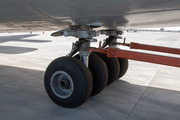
[50,71,74,99]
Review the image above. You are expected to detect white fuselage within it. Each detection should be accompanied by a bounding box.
[1,0,180,31]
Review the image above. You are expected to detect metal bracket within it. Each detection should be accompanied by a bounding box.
[100,29,124,48]
[66,39,97,57]
[66,41,82,57]
[100,29,123,36]
[51,25,99,39]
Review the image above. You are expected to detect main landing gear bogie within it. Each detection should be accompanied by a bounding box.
[44,26,129,108]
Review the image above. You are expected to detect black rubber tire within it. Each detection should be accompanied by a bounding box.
[93,52,120,85]
[44,57,92,108]
[74,53,108,96]
[117,58,129,78]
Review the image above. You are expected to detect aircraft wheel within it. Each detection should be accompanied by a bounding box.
[93,52,120,85]
[44,57,92,108]
[117,58,129,78]
[74,53,108,96]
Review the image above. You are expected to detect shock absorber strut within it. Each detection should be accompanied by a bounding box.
[51,25,99,66]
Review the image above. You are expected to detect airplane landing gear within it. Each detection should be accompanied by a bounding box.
[45,26,180,108]
[45,26,129,108]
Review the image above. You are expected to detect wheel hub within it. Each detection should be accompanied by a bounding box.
[59,78,70,89]
[50,71,74,99]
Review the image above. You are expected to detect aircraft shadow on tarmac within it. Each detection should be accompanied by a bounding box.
[0,65,180,120]
[0,46,38,54]
[0,34,52,43]
[0,34,52,54]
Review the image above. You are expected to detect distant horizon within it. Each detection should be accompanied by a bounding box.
[143,27,180,30]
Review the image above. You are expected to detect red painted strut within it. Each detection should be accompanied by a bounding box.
[89,42,180,67]
[130,42,180,55]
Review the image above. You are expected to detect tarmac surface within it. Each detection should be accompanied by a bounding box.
[0,31,180,120]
